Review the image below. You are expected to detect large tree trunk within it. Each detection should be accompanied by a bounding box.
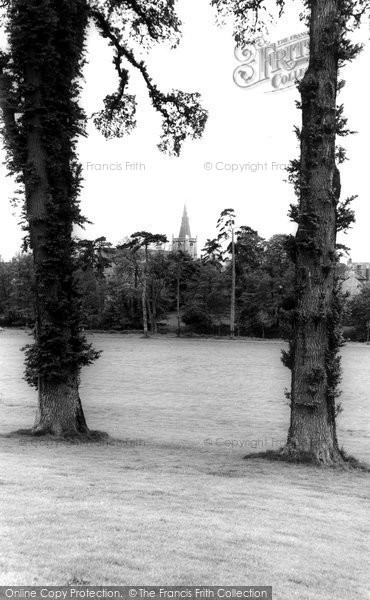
[25,60,89,436]
[33,373,88,436]
[14,0,92,437]
[284,0,343,464]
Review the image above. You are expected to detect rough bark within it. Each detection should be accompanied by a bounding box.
[33,373,88,436]
[21,4,90,437]
[284,0,343,464]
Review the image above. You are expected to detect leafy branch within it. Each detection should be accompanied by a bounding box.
[89,5,208,155]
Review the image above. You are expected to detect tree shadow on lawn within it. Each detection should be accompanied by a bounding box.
[2,431,369,474]
[1,430,149,449]
[244,449,370,472]
[3,429,110,445]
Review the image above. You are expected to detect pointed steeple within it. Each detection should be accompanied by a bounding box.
[172,205,197,259]
[178,204,192,239]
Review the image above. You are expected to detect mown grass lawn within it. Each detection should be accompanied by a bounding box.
[0,332,369,599]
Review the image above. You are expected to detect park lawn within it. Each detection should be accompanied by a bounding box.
[1,333,369,598]
[0,435,369,600]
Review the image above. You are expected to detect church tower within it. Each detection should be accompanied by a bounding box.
[172,205,197,259]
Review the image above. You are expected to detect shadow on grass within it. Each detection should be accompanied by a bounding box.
[2,432,369,472]
[243,449,370,472]
[1,430,150,449]
[4,429,110,445]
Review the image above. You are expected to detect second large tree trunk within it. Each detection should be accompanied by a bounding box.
[284,0,343,464]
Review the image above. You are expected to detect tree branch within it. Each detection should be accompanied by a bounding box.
[89,6,207,155]
[102,0,181,46]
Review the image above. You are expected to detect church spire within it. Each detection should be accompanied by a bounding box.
[178,204,191,239]
[172,205,197,258]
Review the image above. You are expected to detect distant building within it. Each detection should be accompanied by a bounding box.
[340,259,370,297]
[172,205,197,259]
[348,260,370,280]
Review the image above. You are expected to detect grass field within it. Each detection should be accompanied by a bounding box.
[0,331,369,599]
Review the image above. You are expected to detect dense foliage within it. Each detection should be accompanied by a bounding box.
[4,243,367,339]
[0,227,297,338]
[346,288,370,342]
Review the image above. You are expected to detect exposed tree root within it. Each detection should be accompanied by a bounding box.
[10,428,109,444]
[280,443,345,466]
[244,449,369,471]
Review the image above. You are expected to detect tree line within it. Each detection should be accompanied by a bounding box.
[1,229,369,340]
[0,227,295,337]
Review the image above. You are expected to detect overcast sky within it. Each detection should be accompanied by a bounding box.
[0,0,369,261]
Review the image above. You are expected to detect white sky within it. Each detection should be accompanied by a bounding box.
[0,0,369,261]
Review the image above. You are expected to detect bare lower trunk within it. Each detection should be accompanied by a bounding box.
[285,403,340,463]
[33,372,88,436]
